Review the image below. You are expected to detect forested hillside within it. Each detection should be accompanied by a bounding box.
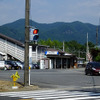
[0,19,99,44]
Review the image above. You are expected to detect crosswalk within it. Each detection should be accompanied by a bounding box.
[0,89,100,100]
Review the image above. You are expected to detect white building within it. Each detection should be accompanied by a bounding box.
[0,33,48,63]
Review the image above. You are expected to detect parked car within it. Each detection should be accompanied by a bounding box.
[85,62,100,75]
[32,63,40,69]
[5,61,20,70]
[15,61,24,69]
[22,63,33,70]
[0,61,11,70]
[21,63,40,69]
[4,61,12,70]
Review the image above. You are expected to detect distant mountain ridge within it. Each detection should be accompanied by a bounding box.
[0,19,99,44]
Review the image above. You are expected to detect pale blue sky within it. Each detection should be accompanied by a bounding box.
[0,0,100,25]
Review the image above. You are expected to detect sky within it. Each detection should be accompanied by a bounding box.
[0,0,100,26]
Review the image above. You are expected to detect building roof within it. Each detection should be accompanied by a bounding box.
[0,33,24,47]
[0,33,49,48]
[47,48,65,54]
[45,48,76,58]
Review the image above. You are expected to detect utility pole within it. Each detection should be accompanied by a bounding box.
[63,41,65,52]
[96,18,100,46]
[96,26,98,46]
[86,33,89,62]
[24,0,30,86]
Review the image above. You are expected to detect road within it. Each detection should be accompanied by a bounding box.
[0,68,100,91]
[1,68,100,100]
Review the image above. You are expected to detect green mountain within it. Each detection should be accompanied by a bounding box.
[0,19,98,44]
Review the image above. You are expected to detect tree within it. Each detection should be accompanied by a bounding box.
[94,53,100,61]
[38,39,95,58]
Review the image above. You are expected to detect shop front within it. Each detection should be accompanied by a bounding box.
[41,48,77,69]
[47,55,76,69]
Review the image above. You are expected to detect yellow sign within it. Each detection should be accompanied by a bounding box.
[11,71,20,81]
[29,66,31,70]
[11,74,17,81]
[11,71,20,86]
[15,71,20,79]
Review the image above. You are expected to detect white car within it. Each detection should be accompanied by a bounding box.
[15,61,24,69]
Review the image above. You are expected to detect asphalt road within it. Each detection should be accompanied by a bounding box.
[0,68,100,91]
[1,68,100,100]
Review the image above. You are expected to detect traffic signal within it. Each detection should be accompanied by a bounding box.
[30,28,39,41]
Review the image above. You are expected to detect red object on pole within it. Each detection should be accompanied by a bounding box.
[33,29,39,34]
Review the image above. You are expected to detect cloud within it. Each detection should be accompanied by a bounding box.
[0,0,100,25]
[0,0,25,25]
[30,0,100,24]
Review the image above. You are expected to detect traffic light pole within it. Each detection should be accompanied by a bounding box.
[24,0,30,86]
